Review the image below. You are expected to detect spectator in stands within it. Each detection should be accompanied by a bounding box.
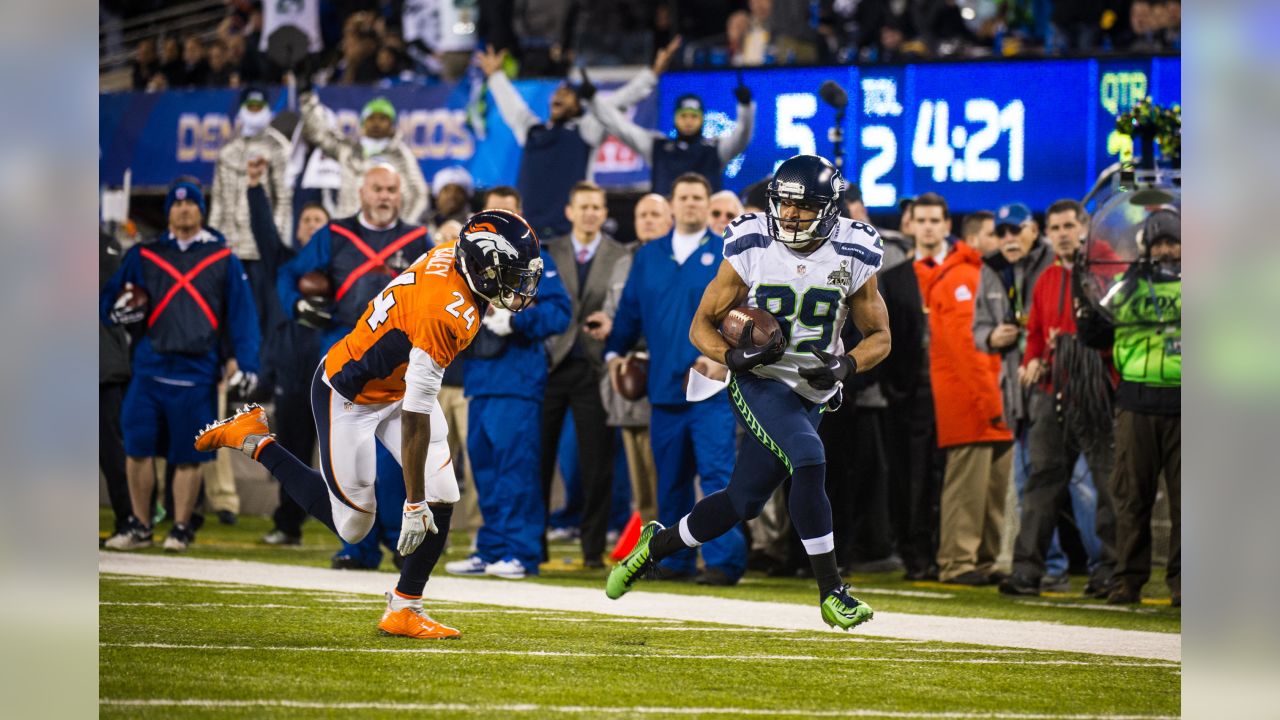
[300,93,429,223]
[131,37,159,90]
[160,36,184,87]
[1077,207,1180,607]
[538,181,631,568]
[100,232,133,545]
[102,181,261,552]
[605,172,746,585]
[448,192,572,579]
[707,190,743,238]
[590,83,755,195]
[209,86,293,270]
[244,157,326,547]
[205,38,236,87]
[738,0,773,65]
[972,202,1056,581]
[277,164,432,569]
[475,40,674,240]
[583,193,672,523]
[333,11,382,84]
[427,166,474,232]
[181,35,210,87]
[1000,199,1117,598]
[912,192,1011,586]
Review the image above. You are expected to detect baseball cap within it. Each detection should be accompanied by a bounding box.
[239,85,268,109]
[995,202,1033,230]
[674,94,704,117]
[361,97,397,122]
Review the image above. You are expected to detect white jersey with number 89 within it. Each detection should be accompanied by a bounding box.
[721,213,884,403]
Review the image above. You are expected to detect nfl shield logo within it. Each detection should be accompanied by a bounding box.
[797,264,807,275]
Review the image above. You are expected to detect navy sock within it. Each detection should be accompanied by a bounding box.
[787,463,840,597]
[396,504,453,598]
[258,442,337,535]
[682,490,740,547]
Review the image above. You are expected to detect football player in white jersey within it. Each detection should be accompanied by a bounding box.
[605,155,891,630]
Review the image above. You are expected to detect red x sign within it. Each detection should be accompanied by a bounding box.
[329,223,428,301]
[140,247,231,330]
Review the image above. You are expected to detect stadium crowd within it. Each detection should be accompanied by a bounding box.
[109,0,1181,91]
[99,4,1180,610]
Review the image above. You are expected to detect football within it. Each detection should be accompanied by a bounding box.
[617,352,648,401]
[298,270,333,299]
[117,284,149,313]
[719,305,781,348]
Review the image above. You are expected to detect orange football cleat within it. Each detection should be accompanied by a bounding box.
[194,404,275,458]
[378,606,461,640]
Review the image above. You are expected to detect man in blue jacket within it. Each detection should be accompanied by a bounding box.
[447,189,572,579]
[603,172,746,584]
[276,164,431,569]
[101,180,261,552]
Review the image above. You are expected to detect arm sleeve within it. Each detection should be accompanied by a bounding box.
[207,152,230,237]
[1022,279,1048,367]
[300,92,346,160]
[225,255,263,373]
[972,268,1000,353]
[578,69,659,146]
[269,131,293,242]
[510,254,572,340]
[717,101,756,164]
[403,347,446,414]
[397,143,430,223]
[585,95,655,163]
[604,253,644,358]
[99,245,145,327]
[486,72,540,147]
[247,184,286,272]
[277,225,331,318]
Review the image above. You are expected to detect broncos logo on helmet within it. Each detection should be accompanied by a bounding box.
[457,210,544,311]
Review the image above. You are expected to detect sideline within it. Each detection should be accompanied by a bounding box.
[99,552,1180,662]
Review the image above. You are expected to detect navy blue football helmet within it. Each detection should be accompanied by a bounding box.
[457,209,544,310]
[766,154,845,248]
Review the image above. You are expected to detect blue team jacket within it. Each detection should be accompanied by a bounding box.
[99,228,261,384]
[605,230,723,407]
[463,251,572,402]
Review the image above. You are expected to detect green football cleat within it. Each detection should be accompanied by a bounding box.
[821,584,874,630]
[605,521,663,600]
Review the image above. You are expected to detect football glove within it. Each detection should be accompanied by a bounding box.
[295,297,334,329]
[228,369,259,399]
[576,68,597,102]
[482,307,514,336]
[724,319,786,373]
[734,83,753,105]
[110,283,146,325]
[798,349,857,390]
[398,501,438,556]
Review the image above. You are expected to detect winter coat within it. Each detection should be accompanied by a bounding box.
[207,127,293,261]
[300,92,430,224]
[919,241,1011,448]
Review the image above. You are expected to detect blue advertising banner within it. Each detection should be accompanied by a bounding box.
[99,79,656,190]
[658,56,1181,212]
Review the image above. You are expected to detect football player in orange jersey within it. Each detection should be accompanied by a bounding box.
[195,210,544,639]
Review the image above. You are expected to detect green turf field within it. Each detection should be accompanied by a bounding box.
[99,573,1179,719]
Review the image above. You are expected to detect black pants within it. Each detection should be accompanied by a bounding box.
[884,388,944,575]
[820,401,894,566]
[540,358,613,562]
[100,381,132,532]
[271,385,315,537]
[1112,409,1180,593]
[1013,389,1117,584]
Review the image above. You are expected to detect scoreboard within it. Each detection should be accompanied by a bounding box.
[657,57,1180,212]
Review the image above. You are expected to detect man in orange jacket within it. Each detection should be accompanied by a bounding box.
[912,193,1013,585]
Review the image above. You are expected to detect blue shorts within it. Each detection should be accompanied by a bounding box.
[122,376,217,466]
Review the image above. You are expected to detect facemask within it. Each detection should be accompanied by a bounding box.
[361,137,390,157]
[238,107,272,137]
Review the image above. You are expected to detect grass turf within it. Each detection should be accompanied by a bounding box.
[99,574,1179,719]
[100,508,1181,634]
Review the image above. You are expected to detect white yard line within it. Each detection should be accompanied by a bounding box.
[98,698,1178,719]
[99,553,1180,662]
[99,642,1175,668]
